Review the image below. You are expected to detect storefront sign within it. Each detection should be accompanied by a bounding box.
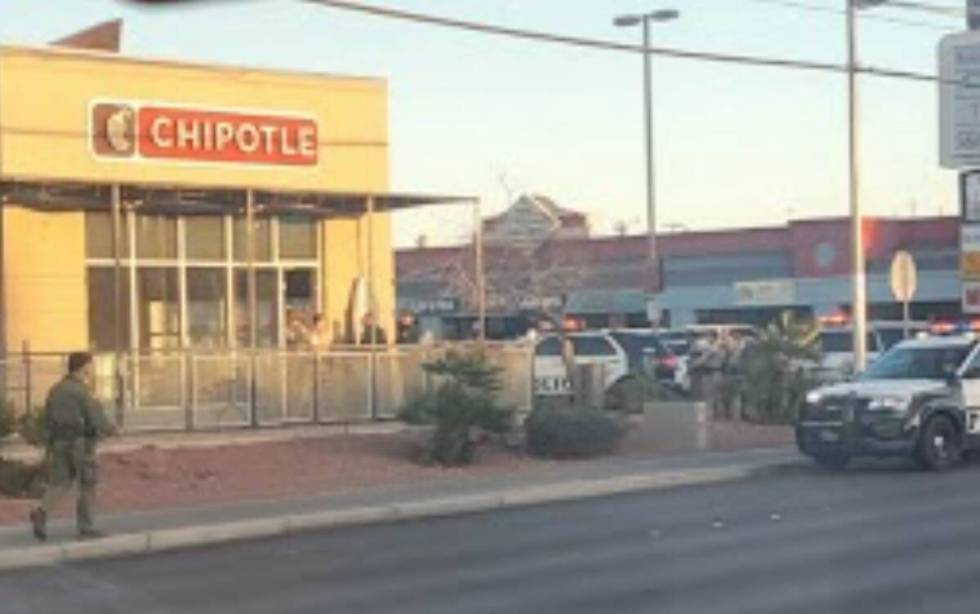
[965,281,980,314]
[400,298,459,315]
[90,100,319,166]
[963,225,980,278]
[940,32,980,168]
[734,280,796,306]
[487,294,564,312]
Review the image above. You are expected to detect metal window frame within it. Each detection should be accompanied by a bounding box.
[85,210,319,355]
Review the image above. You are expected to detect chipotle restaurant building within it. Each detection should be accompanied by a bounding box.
[0,44,456,361]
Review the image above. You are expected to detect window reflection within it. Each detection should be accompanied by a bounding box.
[187,268,227,348]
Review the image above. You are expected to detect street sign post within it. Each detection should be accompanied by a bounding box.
[646,299,663,327]
[939,31,980,168]
[890,250,918,338]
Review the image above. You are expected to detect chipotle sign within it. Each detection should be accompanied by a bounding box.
[90,101,319,166]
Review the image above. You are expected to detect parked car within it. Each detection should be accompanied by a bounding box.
[657,329,692,356]
[686,324,758,343]
[815,320,928,382]
[798,335,980,471]
[656,324,759,393]
[606,329,678,385]
[656,329,694,393]
[532,332,628,398]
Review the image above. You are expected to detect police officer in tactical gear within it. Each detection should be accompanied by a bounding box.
[29,352,117,541]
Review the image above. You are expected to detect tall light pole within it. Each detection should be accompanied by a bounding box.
[846,0,867,371]
[848,0,887,371]
[614,9,679,291]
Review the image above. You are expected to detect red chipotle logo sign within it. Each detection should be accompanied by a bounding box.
[90,101,319,166]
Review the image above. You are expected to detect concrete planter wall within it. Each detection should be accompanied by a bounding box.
[633,400,710,453]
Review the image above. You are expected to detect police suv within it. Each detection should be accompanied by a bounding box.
[533,332,629,397]
[797,335,980,471]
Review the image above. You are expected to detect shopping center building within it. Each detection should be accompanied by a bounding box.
[0,43,462,357]
[398,196,962,337]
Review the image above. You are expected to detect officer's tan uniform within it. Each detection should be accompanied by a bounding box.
[37,375,113,533]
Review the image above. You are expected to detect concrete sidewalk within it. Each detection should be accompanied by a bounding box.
[0,446,800,571]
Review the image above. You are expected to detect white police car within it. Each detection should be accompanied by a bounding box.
[533,332,629,398]
[797,335,980,471]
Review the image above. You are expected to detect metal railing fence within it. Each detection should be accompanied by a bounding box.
[0,342,533,433]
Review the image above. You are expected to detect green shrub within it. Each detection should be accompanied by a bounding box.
[0,399,16,441]
[525,406,624,459]
[737,312,820,424]
[16,407,47,448]
[399,350,514,466]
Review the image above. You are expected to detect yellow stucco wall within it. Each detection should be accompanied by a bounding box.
[0,45,388,193]
[0,45,394,351]
[371,212,396,342]
[321,211,395,345]
[2,206,88,353]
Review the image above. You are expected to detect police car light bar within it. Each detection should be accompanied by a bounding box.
[818,313,849,327]
[928,320,980,335]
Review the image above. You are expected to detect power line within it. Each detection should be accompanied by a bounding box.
[303,0,945,84]
[884,1,963,16]
[744,0,956,30]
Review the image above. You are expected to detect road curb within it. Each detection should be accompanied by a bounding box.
[0,464,761,572]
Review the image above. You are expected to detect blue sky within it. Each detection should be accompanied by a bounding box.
[0,0,964,245]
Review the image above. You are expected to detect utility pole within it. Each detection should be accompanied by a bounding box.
[847,1,868,371]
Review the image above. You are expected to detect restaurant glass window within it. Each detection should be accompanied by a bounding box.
[285,268,315,313]
[87,267,131,351]
[285,268,316,347]
[186,268,227,348]
[137,268,180,350]
[185,215,225,261]
[85,211,130,259]
[233,217,272,262]
[234,269,278,347]
[279,215,316,259]
[136,215,178,260]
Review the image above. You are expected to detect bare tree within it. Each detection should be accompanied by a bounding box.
[480,241,591,321]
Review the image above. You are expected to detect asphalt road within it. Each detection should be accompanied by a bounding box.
[5,457,980,614]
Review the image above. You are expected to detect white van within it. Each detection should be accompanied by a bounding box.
[816,321,927,382]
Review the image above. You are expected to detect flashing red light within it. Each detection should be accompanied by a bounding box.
[818,313,849,327]
[931,321,956,334]
[561,317,583,332]
[657,354,678,371]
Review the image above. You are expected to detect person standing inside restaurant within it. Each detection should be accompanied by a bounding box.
[308,313,328,349]
[29,352,118,541]
[360,312,388,345]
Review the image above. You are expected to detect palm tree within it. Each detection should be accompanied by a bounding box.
[736,312,820,424]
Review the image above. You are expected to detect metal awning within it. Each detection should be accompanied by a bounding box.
[0,180,476,214]
[0,178,487,347]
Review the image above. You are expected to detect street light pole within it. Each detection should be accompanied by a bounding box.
[614,9,678,292]
[847,0,868,371]
[642,17,656,269]
[846,0,889,370]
